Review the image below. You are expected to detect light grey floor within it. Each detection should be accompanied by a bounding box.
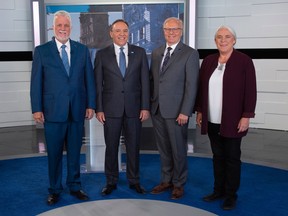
[37,199,217,216]
[1,125,287,170]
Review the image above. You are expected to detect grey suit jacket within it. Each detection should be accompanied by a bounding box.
[150,41,199,118]
[94,44,150,118]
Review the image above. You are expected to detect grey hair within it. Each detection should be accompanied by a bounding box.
[53,10,72,27]
[163,17,183,29]
[214,25,237,40]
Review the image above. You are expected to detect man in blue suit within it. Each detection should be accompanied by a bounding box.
[94,19,150,196]
[30,10,96,205]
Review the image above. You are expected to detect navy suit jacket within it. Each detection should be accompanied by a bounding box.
[94,44,150,118]
[30,38,96,122]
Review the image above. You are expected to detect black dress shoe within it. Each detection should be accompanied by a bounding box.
[129,184,146,194]
[47,194,59,205]
[70,190,89,201]
[222,197,236,210]
[101,184,117,196]
[203,192,224,202]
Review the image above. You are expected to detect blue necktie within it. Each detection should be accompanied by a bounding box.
[61,44,70,75]
[119,47,126,77]
[161,47,172,73]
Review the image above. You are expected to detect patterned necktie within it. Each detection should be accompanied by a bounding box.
[119,47,126,77]
[61,44,70,75]
[161,47,172,72]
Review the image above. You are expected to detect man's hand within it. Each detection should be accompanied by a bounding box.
[33,112,45,124]
[96,112,105,124]
[176,113,189,126]
[139,110,150,122]
[85,108,95,120]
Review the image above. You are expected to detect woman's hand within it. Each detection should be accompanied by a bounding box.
[237,117,250,133]
[196,112,202,127]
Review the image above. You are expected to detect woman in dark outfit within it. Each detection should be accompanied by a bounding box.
[194,25,257,210]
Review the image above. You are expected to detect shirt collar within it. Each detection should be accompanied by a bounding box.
[55,38,71,51]
[114,43,128,54]
[165,42,178,54]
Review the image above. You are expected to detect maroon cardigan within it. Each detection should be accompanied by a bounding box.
[194,49,257,138]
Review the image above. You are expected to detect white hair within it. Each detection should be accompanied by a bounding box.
[214,25,237,40]
[53,10,72,27]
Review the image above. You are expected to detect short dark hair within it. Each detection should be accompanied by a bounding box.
[110,19,129,31]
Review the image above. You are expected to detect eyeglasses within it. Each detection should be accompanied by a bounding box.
[163,28,182,33]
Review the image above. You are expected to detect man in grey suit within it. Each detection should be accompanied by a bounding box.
[150,17,199,199]
[94,19,150,196]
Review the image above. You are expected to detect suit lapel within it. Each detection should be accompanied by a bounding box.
[70,40,78,77]
[126,44,135,77]
[109,45,123,77]
[155,46,165,78]
[49,38,69,77]
[161,42,184,74]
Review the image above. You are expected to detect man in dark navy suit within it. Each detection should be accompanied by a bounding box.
[94,19,150,196]
[30,10,96,205]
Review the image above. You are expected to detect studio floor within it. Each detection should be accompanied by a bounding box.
[1,124,287,171]
[0,124,288,216]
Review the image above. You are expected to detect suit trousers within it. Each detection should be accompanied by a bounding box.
[44,119,84,194]
[103,115,141,185]
[151,110,188,187]
[207,122,242,198]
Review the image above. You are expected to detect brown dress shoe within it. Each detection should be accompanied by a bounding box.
[171,186,184,199]
[151,182,173,194]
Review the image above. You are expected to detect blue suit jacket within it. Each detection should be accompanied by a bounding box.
[30,38,96,122]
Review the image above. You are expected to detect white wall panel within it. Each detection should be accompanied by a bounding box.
[0,0,32,55]
[0,11,14,29]
[251,2,288,14]
[0,42,33,51]
[0,82,30,92]
[0,31,32,41]
[0,71,30,82]
[250,112,265,124]
[14,20,32,31]
[277,70,288,80]
[0,61,31,126]
[262,114,288,131]
[257,81,288,92]
[236,38,288,48]
[0,111,33,128]
[257,102,288,114]
[0,1,14,10]
[257,92,288,103]
[252,0,288,4]
[0,100,31,113]
[0,61,31,71]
